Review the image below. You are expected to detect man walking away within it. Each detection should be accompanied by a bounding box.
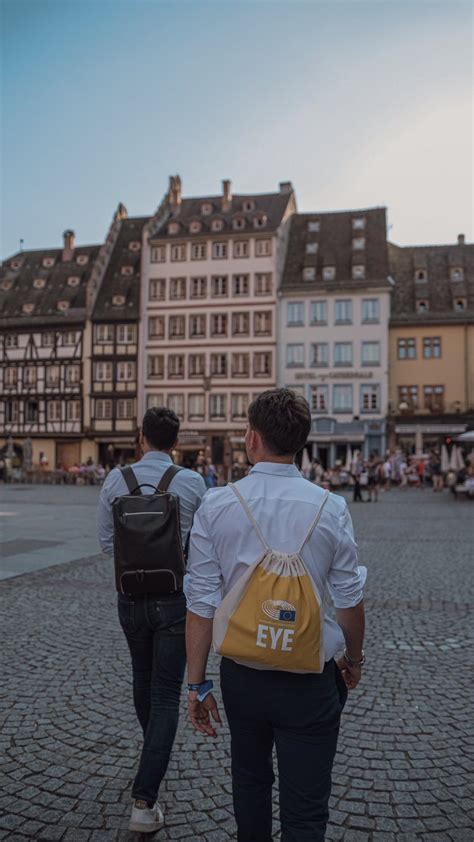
[98,407,206,833]
[185,388,365,842]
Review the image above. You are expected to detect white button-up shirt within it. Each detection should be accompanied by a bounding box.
[184,462,364,662]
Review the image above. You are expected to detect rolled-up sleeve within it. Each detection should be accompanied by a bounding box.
[327,502,363,608]
[184,497,222,618]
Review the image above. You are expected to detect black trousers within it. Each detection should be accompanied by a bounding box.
[220,657,347,842]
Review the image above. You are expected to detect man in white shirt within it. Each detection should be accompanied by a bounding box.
[185,388,365,842]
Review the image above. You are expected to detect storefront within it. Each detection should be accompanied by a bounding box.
[309,418,386,467]
[392,418,469,455]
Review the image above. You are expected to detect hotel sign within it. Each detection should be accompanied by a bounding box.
[294,370,374,381]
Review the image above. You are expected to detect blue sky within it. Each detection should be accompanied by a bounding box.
[1,0,472,257]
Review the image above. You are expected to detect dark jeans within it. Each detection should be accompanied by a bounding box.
[118,591,187,805]
[353,478,364,502]
[220,657,347,842]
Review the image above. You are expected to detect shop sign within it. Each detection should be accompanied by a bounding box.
[394,424,466,434]
[294,370,374,381]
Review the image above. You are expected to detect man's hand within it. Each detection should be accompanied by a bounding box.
[188,692,222,737]
[336,657,362,690]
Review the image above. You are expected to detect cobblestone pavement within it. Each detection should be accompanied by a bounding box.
[1,488,473,841]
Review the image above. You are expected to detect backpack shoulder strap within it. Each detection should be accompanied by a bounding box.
[298,490,330,554]
[157,464,182,492]
[229,482,269,551]
[121,466,140,495]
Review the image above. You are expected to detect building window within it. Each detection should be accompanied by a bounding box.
[76,254,88,266]
[191,242,207,260]
[416,299,429,312]
[169,316,186,339]
[311,385,328,413]
[189,354,205,377]
[33,278,46,289]
[128,240,141,252]
[47,401,62,421]
[147,355,164,378]
[253,214,267,229]
[232,353,250,376]
[361,384,380,412]
[4,367,18,387]
[361,341,380,366]
[362,298,379,323]
[94,362,113,382]
[211,218,224,232]
[22,303,35,315]
[398,385,418,410]
[25,400,39,422]
[5,400,19,423]
[211,354,227,376]
[233,216,246,231]
[168,222,179,235]
[66,400,81,421]
[423,337,441,359]
[189,314,206,338]
[201,203,213,216]
[117,361,136,381]
[42,332,55,347]
[310,343,329,367]
[168,355,185,378]
[286,344,304,367]
[95,324,113,343]
[397,338,416,359]
[67,275,80,287]
[233,274,249,296]
[352,218,366,230]
[322,266,335,281]
[255,239,272,256]
[170,277,186,300]
[231,394,249,420]
[190,276,207,298]
[211,275,228,297]
[307,221,320,233]
[334,342,353,366]
[117,324,136,343]
[233,240,249,258]
[42,257,55,268]
[112,295,125,307]
[287,302,304,326]
[210,394,227,419]
[65,365,80,385]
[5,334,19,348]
[415,269,427,283]
[167,394,184,418]
[46,366,60,387]
[121,266,134,277]
[189,220,202,234]
[150,245,166,263]
[149,278,166,301]
[352,237,365,251]
[57,300,70,311]
[117,399,135,420]
[242,200,255,213]
[254,311,272,336]
[148,316,165,339]
[306,242,318,255]
[211,313,228,337]
[335,299,352,324]
[232,312,250,336]
[450,267,464,282]
[188,394,205,420]
[96,399,113,420]
[333,384,353,412]
[424,385,444,412]
[310,300,327,325]
[454,298,466,311]
[255,273,272,295]
[170,244,186,262]
[352,264,365,280]
[303,267,316,281]
[147,393,164,409]
[23,366,37,386]
[212,242,228,259]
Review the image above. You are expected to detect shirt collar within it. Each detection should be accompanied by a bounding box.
[249,461,301,477]
[141,451,173,463]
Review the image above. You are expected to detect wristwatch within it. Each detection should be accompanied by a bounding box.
[187,679,214,702]
[343,649,366,667]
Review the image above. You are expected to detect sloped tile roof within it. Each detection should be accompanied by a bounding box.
[92,216,148,322]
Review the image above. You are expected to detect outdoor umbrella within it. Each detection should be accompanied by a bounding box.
[456,446,465,471]
[441,444,450,473]
[456,430,474,442]
[449,447,458,471]
[345,445,352,472]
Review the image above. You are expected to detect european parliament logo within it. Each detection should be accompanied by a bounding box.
[262,600,297,623]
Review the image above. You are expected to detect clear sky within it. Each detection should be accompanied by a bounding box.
[1,0,472,257]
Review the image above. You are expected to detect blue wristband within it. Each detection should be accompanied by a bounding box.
[187,679,214,702]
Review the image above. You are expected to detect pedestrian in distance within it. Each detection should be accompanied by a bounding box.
[185,388,366,842]
[97,407,206,834]
[351,450,365,502]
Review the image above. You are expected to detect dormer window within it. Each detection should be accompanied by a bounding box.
[1,279,13,291]
[22,303,35,314]
[352,218,366,230]
[322,266,336,281]
[415,269,428,283]
[253,214,267,229]
[121,266,134,276]
[211,218,224,232]
[189,220,202,234]
[352,264,365,280]
[168,222,180,235]
[76,254,89,266]
[303,267,316,281]
[233,216,246,230]
[416,299,429,313]
[308,221,320,233]
[201,203,213,216]
[128,240,141,252]
[450,267,464,282]
[33,278,46,289]
[112,294,126,306]
[43,257,55,268]
[242,200,255,213]
[306,243,318,254]
[352,237,365,251]
[10,258,23,271]
[454,298,466,311]
[57,300,70,311]
[67,276,80,287]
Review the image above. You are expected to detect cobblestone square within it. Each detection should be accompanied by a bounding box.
[1,485,473,840]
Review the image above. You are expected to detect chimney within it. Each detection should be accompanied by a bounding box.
[222,179,232,212]
[279,181,293,194]
[458,233,465,245]
[62,230,75,262]
[168,175,182,210]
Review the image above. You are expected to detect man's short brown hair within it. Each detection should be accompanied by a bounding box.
[248,388,311,456]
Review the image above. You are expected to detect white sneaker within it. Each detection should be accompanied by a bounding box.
[129,800,165,833]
